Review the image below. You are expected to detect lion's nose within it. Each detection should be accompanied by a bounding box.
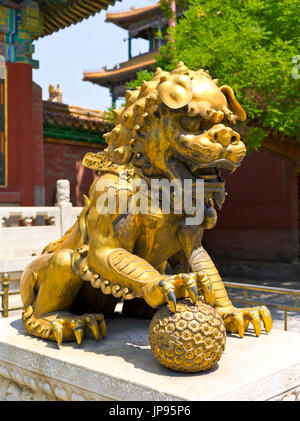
[207,124,240,147]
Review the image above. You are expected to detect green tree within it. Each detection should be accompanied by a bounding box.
[126,70,155,90]
[133,0,300,150]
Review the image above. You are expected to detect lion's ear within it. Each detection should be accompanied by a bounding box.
[157,75,193,109]
[220,85,247,121]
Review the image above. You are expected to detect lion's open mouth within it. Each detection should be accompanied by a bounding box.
[175,158,233,210]
[177,123,246,177]
[187,158,239,174]
[178,154,240,182]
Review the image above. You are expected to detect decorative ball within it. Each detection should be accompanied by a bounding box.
[149,298,226,373]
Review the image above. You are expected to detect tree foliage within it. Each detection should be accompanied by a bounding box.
[125,70,155,90]
[133,0,300,150]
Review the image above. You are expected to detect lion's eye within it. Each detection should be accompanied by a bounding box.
[180,116,201,132]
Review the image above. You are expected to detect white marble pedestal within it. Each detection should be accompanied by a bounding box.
[0,315,299,401]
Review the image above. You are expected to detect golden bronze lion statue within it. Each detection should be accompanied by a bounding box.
[20,62,272,346]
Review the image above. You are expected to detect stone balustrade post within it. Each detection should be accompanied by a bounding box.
[56,179,74,236]
[1,273,10,317]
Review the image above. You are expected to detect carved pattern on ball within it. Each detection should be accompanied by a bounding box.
[149,299,226,373]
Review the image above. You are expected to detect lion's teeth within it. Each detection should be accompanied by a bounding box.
[230,167,237,174]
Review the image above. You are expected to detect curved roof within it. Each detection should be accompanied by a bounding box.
[43,100,111,133]
[105,2,161,29]
[83,51,157,86]
[9,0,119,39]
[41,0,120,38]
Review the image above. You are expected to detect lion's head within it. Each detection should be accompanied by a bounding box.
[102,61,246,180]
[83,62,247,223]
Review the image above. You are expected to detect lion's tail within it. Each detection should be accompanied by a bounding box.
[42,222,77,254]
[42,194,90,255]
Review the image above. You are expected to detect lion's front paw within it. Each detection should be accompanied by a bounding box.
[216,305,272,337]
[48,313,106,346]
[141,273,199,313]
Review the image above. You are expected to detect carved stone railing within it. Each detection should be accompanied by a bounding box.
[0,180,82,278]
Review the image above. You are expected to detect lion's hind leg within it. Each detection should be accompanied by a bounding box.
[21,249,106,346]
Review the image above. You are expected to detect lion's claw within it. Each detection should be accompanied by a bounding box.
[71,319,84,345]
[181,273,198,304]
[162,273,199,312]
[49,313,106,346]
[247,310,261,337]
[85,316,100,341]
[231,311,245,337]
[51,321,63,347]
[159,279,177,312]
[218,305,272,337]
[195,271,215,306]
[258,306,273,333]
[143,273,200,313]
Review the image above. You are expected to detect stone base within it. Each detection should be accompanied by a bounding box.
[0,316,300,401]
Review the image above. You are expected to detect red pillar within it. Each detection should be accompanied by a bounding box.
[0,62,43,206]
[8,62,34,205]
[32,82,45,205]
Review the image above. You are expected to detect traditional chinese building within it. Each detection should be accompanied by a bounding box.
[0,0,117,207]
[42,86,109,206]
[83,2,184,106]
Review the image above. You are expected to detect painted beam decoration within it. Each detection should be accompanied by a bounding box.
[0,0,118,68]
[0,1,42,68]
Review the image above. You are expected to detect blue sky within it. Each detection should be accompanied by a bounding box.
[33,0,157,111]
